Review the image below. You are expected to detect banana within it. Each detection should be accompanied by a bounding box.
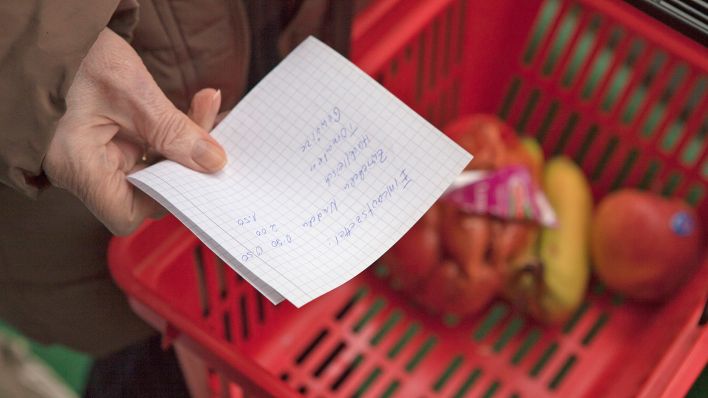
[519,136,544,172]
[506,156,593,324]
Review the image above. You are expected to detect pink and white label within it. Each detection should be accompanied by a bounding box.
[443,166,557,227]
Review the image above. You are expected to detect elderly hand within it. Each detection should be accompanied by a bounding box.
[43,28,227,235]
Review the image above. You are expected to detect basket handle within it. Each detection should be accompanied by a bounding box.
[623,0,708,45]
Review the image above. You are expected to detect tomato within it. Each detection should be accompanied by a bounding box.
[445,114,519,171]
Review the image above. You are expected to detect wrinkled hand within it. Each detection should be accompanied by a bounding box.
[44,28,227,235]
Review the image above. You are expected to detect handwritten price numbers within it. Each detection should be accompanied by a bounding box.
[255,224,278,237]
[241,245,263,262]
[271,234,294,248]
[237,212,257,226]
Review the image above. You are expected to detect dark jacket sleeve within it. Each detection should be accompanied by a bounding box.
[0,1,125,197]
[278,0,353,59]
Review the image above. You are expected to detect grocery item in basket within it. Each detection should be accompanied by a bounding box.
[383,115,542,317]
[444,166,557,226]
[504,156,592,324]
[591,189,704,302]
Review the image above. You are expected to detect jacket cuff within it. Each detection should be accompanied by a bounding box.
[0,1,121,198]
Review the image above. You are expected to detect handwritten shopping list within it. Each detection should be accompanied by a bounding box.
[129,37,472,307]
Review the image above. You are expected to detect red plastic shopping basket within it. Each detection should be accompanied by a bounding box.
[109,0,708,397]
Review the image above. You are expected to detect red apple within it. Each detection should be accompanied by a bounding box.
[591,189,704,302]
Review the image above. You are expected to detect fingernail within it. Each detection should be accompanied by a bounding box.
[192,139,226,171]
[212,89,221,104]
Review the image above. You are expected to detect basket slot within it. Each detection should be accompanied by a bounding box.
[378,379,401,398]
[348,365,384,397]
[432,354,465,392]
[560,15,603,89]
[551,10,593,86]
[605,45,651,122]
[441,6,454,80]
[505,82,535,132]
[563,18,614,98]
[578,27,627,102]
[480,379,502,398]
[369,310,403,346]
[547,354,577,390]
[312,341,348,378]
[434,357,489,398]
[540,5,585,78]
[580,311,610,346]
[415,25,432,106]
[586,135,619,182]
[450,367,483,398]
[193,246,211,318]
[295,329,330,365]
[676,89,708,168]
[521,86,555,137]
[608,148,640,190]
[359,373,403,398]
[287,330,342,394]
[461,373,511,398]
[643,92,705,201]
[256,292,266,324]
[640,65,691,142]
[516,89,543,134]
[685,183,705,206]
[617,50,667,125]
[636,158,664,190]
[335,287,368,320]
[222,311,233,343]
[472,302,510,342]
[510,328,543,366]
[404,335,437,373]
[659,77,707,156]
[600,39,646,113]
[238,295,249,340]
[625,57,678,142]
[529,341,559,378]
[531,99,561,149]
[620,146,662,193]
[523,0,569,68]
[660,170,684,197]
[584,32,637,115]
[329,353,365,391]
[550,112,581,156]
[428,18,442,93]
[492,316,526,353]
[352,298,386,333]
[383,321,419,360]
[498,77,523,122]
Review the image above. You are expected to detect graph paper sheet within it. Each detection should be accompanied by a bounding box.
[129,37,472,307]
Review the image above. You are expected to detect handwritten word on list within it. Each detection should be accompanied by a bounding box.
[235,106,414,260]
[303,106,414,246]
